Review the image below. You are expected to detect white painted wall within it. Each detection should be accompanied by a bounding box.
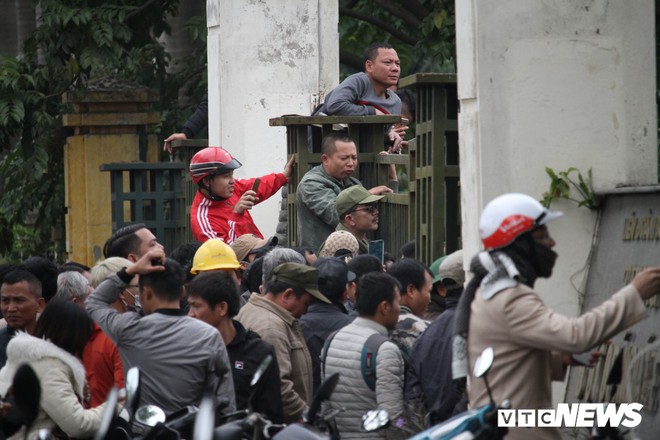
[206,0,339,236]
[456,0,656,403]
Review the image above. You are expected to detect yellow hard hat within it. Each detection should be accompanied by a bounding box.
[190,239,241,274]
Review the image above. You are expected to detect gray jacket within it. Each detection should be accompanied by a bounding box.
[316,72,402,116]
[323,317,404,439]
[296,164,360,250]
[86,274,236,416]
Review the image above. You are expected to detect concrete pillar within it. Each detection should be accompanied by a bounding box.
[62,84,160,265]
[456,0,656,401]
[206,0,339,236]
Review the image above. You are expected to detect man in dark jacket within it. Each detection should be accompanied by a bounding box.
[411,249,467,424]
[187,270,283,423]
[300,257,356,392]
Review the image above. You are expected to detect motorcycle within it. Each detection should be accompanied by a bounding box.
[202,355,340,440]
[362,347,510,440]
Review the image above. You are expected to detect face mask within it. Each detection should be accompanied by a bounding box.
[533,241,558,278]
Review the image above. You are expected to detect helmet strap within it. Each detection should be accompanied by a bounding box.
[199,178,227,202]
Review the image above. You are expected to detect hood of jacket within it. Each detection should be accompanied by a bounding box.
[6,332,87,397]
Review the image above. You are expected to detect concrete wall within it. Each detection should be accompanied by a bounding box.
[456,0,656,402]
[206,0,339,237]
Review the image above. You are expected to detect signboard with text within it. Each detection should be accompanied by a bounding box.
[565,189,660,438]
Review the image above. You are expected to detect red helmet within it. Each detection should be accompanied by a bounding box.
[189,147,242,184]
[479,193,562,250]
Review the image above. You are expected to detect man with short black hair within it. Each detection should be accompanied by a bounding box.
[86,250,235,418]
[387,259,433,355]
[187,271,283,423]
[411,250,467,424]
[0,270,45,367]
[323,272,404,438]
[237,261,330,423]
[102,223,164,263]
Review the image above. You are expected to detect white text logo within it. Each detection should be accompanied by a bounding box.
[497,403,643,428]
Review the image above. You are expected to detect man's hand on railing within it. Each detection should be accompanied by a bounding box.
[283,154,296,183]
[163,133,188,153]
[368,185,394,195]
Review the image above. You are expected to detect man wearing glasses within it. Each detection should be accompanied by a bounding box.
[319,185,384,255]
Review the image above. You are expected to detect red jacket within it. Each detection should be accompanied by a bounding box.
[83,324,124,408]
[191,173,287,244]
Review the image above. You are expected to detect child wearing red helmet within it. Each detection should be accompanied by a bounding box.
[189,146,294,244]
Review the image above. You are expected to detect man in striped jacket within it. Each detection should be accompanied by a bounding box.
[189,146,294,244]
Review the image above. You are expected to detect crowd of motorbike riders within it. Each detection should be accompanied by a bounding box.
[1,190,660,440]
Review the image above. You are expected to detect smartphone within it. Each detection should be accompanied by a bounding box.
[368,240,385,265]
[251,178,261,193]
[400,117,409,125]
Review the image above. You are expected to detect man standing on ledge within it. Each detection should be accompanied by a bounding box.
[190,146,294,244]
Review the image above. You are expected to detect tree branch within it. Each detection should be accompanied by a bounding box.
[339,49,364,72]
[126,0,161,20]
[339,7,418,46]
[401,0,430,21]
[374,0,422,28]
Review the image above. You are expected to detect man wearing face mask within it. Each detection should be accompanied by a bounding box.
[189,147,294,245]
[453,193,660,440]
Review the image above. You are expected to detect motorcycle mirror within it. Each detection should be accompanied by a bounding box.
[135,405,166,427]
[305,372,340,426]
[12,364,41,438]
[125,367,141,419]
[192,397,214,440]
[250,354,272,387]
[473,347,494,378]
[93,387,119,440]
[361,409,390,432]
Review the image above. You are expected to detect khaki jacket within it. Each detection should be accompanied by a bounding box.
[237,294,313,423]
[468,283,646,440]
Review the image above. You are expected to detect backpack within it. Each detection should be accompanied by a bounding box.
[321,330,389,392]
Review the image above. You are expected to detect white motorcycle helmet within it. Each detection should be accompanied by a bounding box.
[479,193,563,251]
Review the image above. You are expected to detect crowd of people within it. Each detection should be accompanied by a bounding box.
[1,42,660,440]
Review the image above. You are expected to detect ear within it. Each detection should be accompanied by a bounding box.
[281,288,296,302]
[141,285,155,302]
[37,297,45,312]
[127,253,139,263]
[215,301,230,318]
[377,299,389,316]
[321,153,329,164]
[406,283,417,297]
[365,59,374,73]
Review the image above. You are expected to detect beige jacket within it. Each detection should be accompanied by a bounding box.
[236,294,313,423]
[468,283,646,440]
[0,333,106,440]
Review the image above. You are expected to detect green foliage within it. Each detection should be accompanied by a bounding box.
[338,0,455,78]
[0,0,195,260]
[541,167,600,210]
